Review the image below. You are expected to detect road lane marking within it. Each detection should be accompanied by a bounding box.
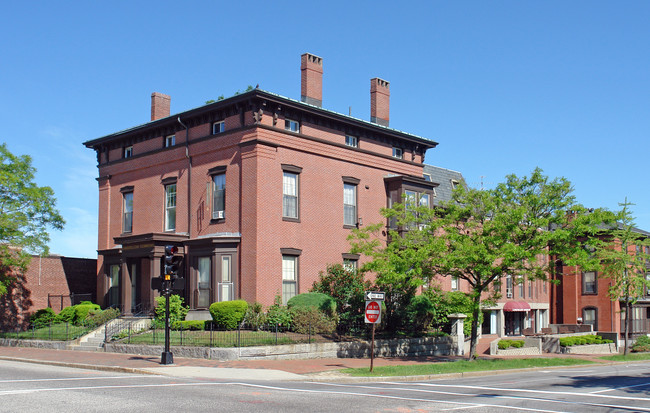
[591,381,650,394]
[0,375,153,384]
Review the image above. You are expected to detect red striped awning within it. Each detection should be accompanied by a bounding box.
[503,301,531,312]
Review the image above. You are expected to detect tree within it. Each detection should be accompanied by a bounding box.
[589,198,650,355]
[351,167,603,359]
[0,143,65,295]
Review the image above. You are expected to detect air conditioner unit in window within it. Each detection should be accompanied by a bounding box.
[213,210,224,220]
[506,288,513,298]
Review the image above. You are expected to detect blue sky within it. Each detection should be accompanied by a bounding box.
[1,1,649,258]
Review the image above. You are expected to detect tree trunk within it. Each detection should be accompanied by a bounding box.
[624,299,630,356]
[468,294,481,360]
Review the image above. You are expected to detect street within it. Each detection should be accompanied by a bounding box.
[1,360,650,412]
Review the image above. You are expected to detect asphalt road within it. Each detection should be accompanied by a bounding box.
[2,360,650,412]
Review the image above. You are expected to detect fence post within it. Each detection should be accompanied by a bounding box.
[66,322,69,341]
[210,323,213,348]
[275,323,278,345]
[237,325,241,348]
[180,324,183,346]
[309,321,312,344]
[128,322,132,344]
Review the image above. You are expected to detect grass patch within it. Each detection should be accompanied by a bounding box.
[600,353,650,362]
[0,324,92,341]
[342,358,595,377]
[116,329,305,347]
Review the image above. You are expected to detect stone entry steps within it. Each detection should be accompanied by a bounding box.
[69,317,153,352]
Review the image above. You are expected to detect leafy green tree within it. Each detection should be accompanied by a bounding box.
[0,143,64,295]
[589,199,650,355]
[351,168,603,359]
[311,264,371,327]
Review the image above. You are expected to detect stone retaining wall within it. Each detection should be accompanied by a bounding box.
[561,343,618,354]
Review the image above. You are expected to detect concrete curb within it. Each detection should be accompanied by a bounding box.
[0,356,158,376]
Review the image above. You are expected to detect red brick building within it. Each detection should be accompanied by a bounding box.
[84,53,440,316]
[0,255,96,329]
[551,233,650,337]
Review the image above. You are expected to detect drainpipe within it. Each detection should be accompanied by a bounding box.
[177,117,191,238]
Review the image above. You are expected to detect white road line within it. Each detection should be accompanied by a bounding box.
[404,382,650,402]
[0,375,153,384]
[592,381,650,394]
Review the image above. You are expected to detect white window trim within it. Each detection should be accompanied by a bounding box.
[164,184,176,232]
[345,135,358,148]
[285,119,300,133]
[165,135,175,147]
[124,146,133,158]
[212,121,225,135]
[392,147,403,159]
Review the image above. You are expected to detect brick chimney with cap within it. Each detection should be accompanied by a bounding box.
[300,53,323,107]
[151,92,171,121]
[370,78,390,127]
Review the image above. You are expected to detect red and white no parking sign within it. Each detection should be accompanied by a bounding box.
[365,300,381,324]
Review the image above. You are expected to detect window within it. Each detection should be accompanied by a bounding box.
[164,184,176,231]
[423,173,432,182]
[124,146,133,158]
[392,147,403,159]
[583,307,598,331]
[529,279,533,298]
[123,192,133,233]
[582,271,597,294]
[283,172,299,219]
[197,257,211,308]
[518,276,524,298]
[282,255,298,304]
[212,121,225,135]
[343,259,357,272]
[404,190,431,229]
[165,135,175,147]
[219,256,233,302]
[451,179,460,190]
[285,119,300,132]
[343,183,357,227]
[506,275,513,298]
[212,173,225,220]
[345,135,358,148]
[451,276,459,291]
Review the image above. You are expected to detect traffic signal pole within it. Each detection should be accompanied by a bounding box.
[160,279,173,365]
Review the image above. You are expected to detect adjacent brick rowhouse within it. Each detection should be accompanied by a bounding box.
[84,53,438,316]
[0,255,96,329]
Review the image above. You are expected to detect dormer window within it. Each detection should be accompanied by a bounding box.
[451,179,460,189]
[423,173,432,182]
[392,147,403,159]
[345,135,358,148]
[124,146,133,158]
[212,121,225,135]
[165,135,175,148]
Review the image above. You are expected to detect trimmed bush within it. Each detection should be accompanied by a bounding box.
[290,306,337,335]
[498,339,524,350]
[287,292,336,316]
[171,320,205,330]
[73,303,101,325]
[30,308,57,328]
[560,335,611,347]
[56,306,76,323]
[209,300,248,329]
[511,340,525,348]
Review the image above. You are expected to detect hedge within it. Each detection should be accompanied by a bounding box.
[209,300,248,329]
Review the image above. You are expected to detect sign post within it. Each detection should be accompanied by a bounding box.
[365,291,384,372]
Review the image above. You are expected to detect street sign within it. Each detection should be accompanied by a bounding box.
[365,300,381,324]
[365,291,385,301]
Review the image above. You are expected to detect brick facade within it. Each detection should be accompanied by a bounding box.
[84,54,439,315]
[0,255,97,328]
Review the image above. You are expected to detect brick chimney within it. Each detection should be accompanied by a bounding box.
[301,53,323,107]
[151,92,171,121]
[370,78,390,127]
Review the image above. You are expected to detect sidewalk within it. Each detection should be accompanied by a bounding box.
[0,346,456,381]
[0,345,622,382]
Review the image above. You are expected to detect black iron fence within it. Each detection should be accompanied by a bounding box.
[0,322,93,341]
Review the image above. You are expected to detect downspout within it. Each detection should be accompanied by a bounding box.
[177,117,191,237]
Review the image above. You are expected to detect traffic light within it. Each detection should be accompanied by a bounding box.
[162,245,182,279]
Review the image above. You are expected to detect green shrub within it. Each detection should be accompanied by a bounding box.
[406,295,436,333]
[73,303,101,325]
[30,308,57,328]
[290,306,337,335]
[266,295,293,327]
[56,306,76,323]
[242,301,267,329]
[85,307,120,327]
[287,292,336,316]
[498,340,512,350]
[311,263,371,326]
[154,295,189,327]
[511,340,525,348]
[632,335,650,352]
[171,320,205,330]
[560,335,610,347]
[209,300,248,329]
